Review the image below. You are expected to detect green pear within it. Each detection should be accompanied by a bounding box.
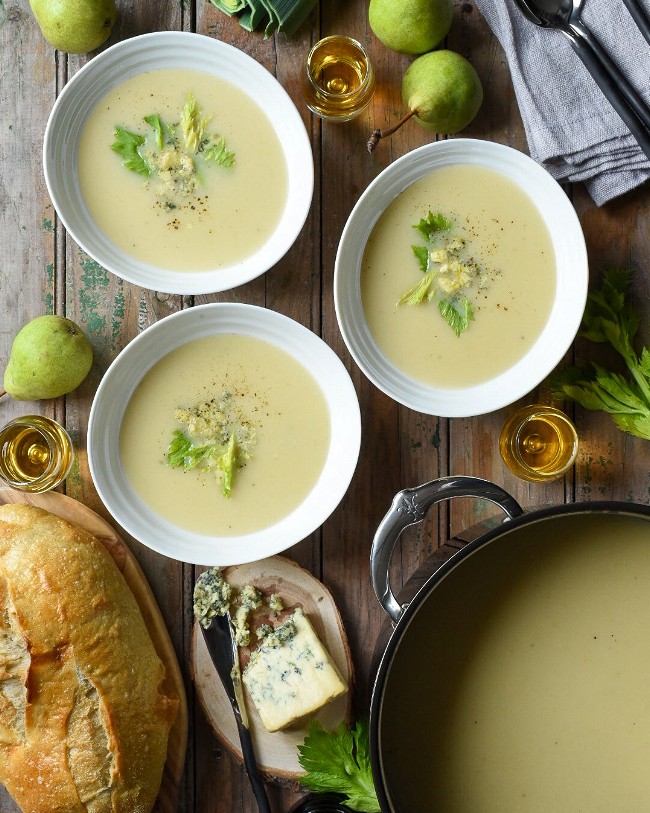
[369,0,453,55]
[402,50,483,133]
[29,0,117,54]
[367,50,483,151]
[3,316,93,401]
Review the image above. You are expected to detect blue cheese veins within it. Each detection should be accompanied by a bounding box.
[242,607,347,732]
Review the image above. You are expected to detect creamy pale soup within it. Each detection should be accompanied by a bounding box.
[119,334,330,536]
[361,164,556,388]
[78,68,288,271]
[380,513,650,812]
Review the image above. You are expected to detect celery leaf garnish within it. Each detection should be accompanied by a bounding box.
[439,297,474,337]
[143,113,166,149]
[203,135,236,168]
[110,126,152,176]
[215,431,238,497]
[181,93,211,153]
[167,428,241,498]
[413,211,453,242]
[397,271,434,306]
[411,244,430,273]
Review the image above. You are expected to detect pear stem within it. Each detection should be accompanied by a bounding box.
[367,109,417,153]
[0,391,5,399]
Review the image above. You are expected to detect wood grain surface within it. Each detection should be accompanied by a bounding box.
[1,1,650,811]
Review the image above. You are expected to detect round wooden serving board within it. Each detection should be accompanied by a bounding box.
[0,488,188,813]
[191,555,353,782]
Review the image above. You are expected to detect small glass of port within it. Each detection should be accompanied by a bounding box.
[302,35,375,122]
[0,415,75,493]
[499,404,579,482]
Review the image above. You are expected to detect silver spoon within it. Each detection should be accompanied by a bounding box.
[512,0,650,158]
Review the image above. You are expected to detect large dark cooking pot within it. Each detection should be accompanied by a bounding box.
[369,475,650,813]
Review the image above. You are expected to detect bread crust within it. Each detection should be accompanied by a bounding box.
[0,504,178,813]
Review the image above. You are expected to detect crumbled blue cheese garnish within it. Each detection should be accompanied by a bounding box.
[175,394,257,455]
[193,567,233,629]
[233,585,263,646]
[268,594,283,613]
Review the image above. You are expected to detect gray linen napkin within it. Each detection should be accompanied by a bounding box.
[475,0,650,205]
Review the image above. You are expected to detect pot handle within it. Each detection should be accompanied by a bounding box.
[371,475,523,624]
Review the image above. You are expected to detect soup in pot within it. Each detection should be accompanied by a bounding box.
[379,513,650,813]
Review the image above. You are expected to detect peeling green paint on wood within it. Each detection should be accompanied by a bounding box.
[44,263,54,313]
[78,254,109,340]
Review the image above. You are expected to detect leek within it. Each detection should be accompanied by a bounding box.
[206,0,317,36]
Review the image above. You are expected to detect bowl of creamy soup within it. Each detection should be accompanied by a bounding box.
[43,32,312,294]
[87,304,361,565]
[369,475,650,813]
[335,140,588,417]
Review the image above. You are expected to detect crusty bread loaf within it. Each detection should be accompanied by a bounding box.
[0,504,178,813]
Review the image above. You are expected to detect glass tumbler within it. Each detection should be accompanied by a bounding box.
[499,404,579,482]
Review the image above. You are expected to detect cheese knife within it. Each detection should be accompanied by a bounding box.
[200,612,272,813]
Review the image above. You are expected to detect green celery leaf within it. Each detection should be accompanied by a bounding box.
[203,135,236,168]
[181,94,211,153]
[167,430,219,471]
[215,431,237,498]
[166,429,243,495]
[613,412,650,438]
[110,126,152,176]
[639,346,650,382]
[397,271,434,306]
[412,211,453,242]
[411,244,430,273]
[298,720,380,813]
[581,267,639,354]
[438,297,474,337]
[167,429,193,468]
[542,266,650,440]
[144,113,165,149]
[590,365,649,413]
[550,366,650,439]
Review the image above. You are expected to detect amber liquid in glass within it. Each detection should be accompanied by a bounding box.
[303,36,375,121]
[500,406,578,482]
[0,415,74,492]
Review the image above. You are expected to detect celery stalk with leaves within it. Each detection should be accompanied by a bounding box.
[550,267,650,440]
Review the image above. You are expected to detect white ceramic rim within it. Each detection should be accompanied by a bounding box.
[43,31,313,295]
[334,139,589,417]
[87,304,361,565]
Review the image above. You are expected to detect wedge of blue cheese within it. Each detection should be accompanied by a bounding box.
[242,607,347,732]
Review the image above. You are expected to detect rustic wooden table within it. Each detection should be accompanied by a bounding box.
[2,1,650,811]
